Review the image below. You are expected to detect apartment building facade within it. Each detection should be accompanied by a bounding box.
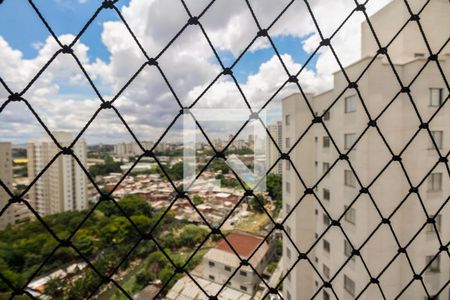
[282,0,449,299]
[266,121,283,175]
[0,142,14,228]
[0,142,30,228]
[27,132,88,216]
[202,231,272,296]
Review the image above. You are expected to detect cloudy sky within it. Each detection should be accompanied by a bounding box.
[0,0,392,145]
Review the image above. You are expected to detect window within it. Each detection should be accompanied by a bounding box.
[344,275,355,296]
[430,88,443,107]
[209,274,215,280]
[344,133,356,150]
[287,272,291,281]
[345,95,357,113]
[426,255,440,272]
[323,188,330,201]
[208,261,215,267]
[240,285,247,292]
[224,266,231,272]
[344,170,356,187]
[428,173,442,191]
[323,110,330,121]
[286,161,291,170]
[323,290,330,300]
[344,240,353,259]
[286,137,291,149]
[429,131,443,149]
[285,114,291,126]
[323,162,330,174]
[344,206,356,224]
[323,240,331,253]
[427,215,442,233]
[323,264,330,279]
[323,136,330,148]
[240,270,247,277]
[287,247,291,259]
[323,214,331,226]
[286,182,291,193]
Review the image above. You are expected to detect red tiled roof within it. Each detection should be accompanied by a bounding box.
[214,231,264,258]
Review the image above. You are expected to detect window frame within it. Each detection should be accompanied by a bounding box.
[428,173,442,192]
[285,114,290,126]
[345,95,357,113]
[344,133,356,150]
[344,275,356,296]
[344,205,356,225]
[344,170,356,187]
[429,88,443,107]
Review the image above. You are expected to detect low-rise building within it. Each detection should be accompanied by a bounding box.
[202,231,272,296]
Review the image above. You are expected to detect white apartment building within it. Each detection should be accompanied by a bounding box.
[202,231,271,296]
[27,132,88,216]
[266,121,283,175]
[282,0,449,299]
[0,142,14,228]
[0,142,30,228]
[114,141,154,159]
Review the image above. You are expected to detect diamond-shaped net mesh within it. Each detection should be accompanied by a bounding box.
[0,0,448,299]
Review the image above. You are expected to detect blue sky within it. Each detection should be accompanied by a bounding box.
[0,0,130,62]
[0,0,316,83]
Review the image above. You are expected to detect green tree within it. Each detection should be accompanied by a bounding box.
[88,156,122,177]
[136,269,150,287]
[178,225,209,248]
[193,195,203,205]
[266,174,282,203]
[247,194,267,213]
[44,277,65,299]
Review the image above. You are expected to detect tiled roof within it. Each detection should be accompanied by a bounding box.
[214,231,264,258]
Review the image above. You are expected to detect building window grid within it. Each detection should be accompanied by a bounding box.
[344,133,356,150]
[344,170,356,187]
[344,275,356,296]
[344,205,356,225]
[426,255,440,273]
[323,136,330,148]
[323,240,331,253]
[345,95,357,113]
[285,114,291,126]
[428,173,442,191]
[344,240,355,261]
[323,188,330,201]
[323,264,330,279]
[429,88,443,107]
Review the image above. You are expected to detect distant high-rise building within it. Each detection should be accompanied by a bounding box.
[0,142,30,228]
[266,121,283,174]
[27,132,88,216]
[0,142,14,228]
[282,0,449,299]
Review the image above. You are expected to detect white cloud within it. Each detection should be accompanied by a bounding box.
[0,0,393,144]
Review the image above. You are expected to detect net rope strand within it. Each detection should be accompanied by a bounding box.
[0,0,448,299]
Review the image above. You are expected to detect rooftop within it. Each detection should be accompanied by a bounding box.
[215,231,264,258]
